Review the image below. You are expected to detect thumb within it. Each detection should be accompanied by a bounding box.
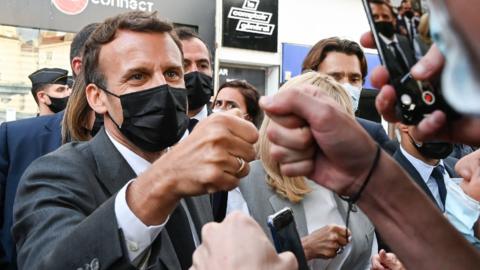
[410,44,445,80]
[277,251,299,270]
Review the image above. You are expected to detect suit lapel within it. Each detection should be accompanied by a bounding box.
[268,195,308,237]
[394,150,438,203]
[89,128,136,196]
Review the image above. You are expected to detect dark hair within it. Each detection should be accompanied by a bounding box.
[31,84,48,104]
[215,80,263,127]
[174,27,212,63]
[301,37,368,82]
[82,11,182,89]
[69,23,99,64]
[369,0,396,17]
[64,11,182,143]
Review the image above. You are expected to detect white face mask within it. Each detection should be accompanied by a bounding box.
[341,83,362,112]
[445,179,480,239]
[429,0,480,116]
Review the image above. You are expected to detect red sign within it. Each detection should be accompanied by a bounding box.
[52,0,89,15]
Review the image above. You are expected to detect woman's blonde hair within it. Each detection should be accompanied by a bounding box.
[418,13,432,46]
[258,71,354,203]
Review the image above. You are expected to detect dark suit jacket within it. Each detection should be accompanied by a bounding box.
[379,34,416,82]
[356,117,390,147]
[393,149,458,206]
[12,128,212,270]
[377,148,458,252]
[0,112,63,269]
[396,16,420,43]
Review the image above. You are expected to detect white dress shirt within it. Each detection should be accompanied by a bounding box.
[303,180,376,270]
[181,105,210,139]
[400,146,450,211]
[108,131,167,263]
[226,187,250,215]
[192,105,209,122]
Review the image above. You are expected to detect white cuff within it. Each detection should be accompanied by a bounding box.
[114,179,168,262]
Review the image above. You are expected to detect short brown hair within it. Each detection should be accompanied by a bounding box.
[82,11,183,88]
[369,0,396,18]
[215,80,262,127]
[64,11,182,143]
[301,37,368,82]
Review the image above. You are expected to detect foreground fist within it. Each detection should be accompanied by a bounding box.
[371,250,406,270]
[191,212,298,270]
[128,113,258,225]
[260,85,377,196]
[154,112,258,196]
[302,224,351,260]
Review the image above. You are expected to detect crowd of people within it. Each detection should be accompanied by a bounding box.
[1,0,480,269]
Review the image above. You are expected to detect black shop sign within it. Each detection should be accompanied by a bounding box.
[223,0,278,52]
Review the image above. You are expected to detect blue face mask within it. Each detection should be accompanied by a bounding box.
[429,0,480,115]
[445,179,480,247]
[341,83,362,112]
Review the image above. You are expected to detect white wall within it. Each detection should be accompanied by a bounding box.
[278,0,371,47]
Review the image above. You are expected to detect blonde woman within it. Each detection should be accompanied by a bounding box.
[236,72,376,270]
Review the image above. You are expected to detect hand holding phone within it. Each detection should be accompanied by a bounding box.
[268,207,309,270]
[362,0,458,125]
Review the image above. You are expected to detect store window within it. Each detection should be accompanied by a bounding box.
[0,25,74,123]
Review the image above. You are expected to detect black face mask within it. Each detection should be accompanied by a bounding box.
[375,21,395,39]
[102,84,189,152]
[47,95,69,113]
[89,113,104,137]
[184,71,213,111]
[410,136,453,160]
[404,10,414,19]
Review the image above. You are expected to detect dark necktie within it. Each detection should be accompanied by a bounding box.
[390,42,409,73]
[431,165,447,209]
[188,118,199,133]
[165,204,196,270]
[409,19,415,39]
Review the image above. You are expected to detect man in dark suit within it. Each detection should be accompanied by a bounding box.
[393,123,457,210]
[0,23,98,270]
[370,0,417,81]
[175,27,214,124]
[375,123,456,251]
[301,37,390,147]
[12,11,257,270]
[0,112,63,269]
[396,0,419,45]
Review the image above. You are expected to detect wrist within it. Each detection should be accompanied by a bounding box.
[301,236,312,260]
[126,167,180,226]
[343,144,382,202]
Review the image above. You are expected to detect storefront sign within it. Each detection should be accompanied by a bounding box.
[223,0,278,52]
[52,0,155,15]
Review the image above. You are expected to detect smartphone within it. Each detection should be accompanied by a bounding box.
[362,0,458,125]
[267,207,309,270]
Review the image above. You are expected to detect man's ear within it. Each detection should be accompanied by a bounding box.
[37,91,49,105]
[71,57,82,77]
[86,83,107,114]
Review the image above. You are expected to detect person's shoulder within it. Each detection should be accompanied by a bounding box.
[1,113,60,130]
[356,117,381,129]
